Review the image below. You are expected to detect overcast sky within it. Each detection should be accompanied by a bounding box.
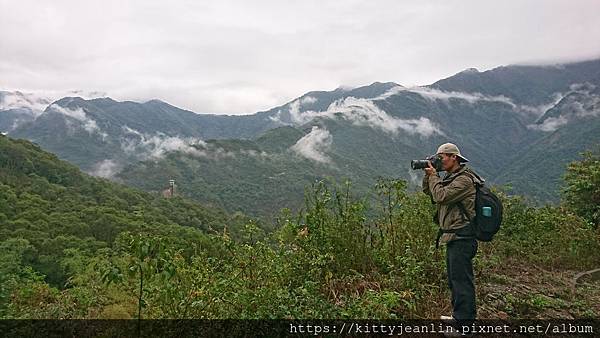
[1,0,600,115]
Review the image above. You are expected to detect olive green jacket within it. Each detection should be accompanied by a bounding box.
[422,165,479,245]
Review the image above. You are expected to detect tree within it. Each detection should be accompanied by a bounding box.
[102,234,176,321]
[563,147,600,228]
[0,238,42,315]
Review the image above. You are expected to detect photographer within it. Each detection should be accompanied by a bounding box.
[421,143,481,329]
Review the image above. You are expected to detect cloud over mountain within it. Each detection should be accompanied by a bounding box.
[277,87,444,137]
[528,83,600,132]
[0,91,53,115]
[120,126,208,160]
[528,116,569,132]
[404,87,516,107]
[89,159,120,178]
[291,126,333,163]
[49,104,108,139]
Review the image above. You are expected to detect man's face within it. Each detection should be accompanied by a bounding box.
[439,153,457,171]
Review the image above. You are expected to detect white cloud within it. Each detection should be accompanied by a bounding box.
[291,126,333,164]
[259,96,317,124]
[9,118,30,131]
[281,84,572,137]
[281,86,444,137]
[0,112,36,132]
[399,86,579,121]
[282,84,596,137]
[120,126,268,161]
[50,104,87,121]
[373,85,406,100]
[288,100,309,125]
[2,1,600,114]
[0,90,107,114]
[328,96,444,137]
[0,91,52,114]
[569,85,600,118]
[570,99,600,118]
[49,104,108,139]
[403,86,517,107]
[570,83,591,91]
[300,96,318,104]
[89,159,120,178]
[518,92,565,117]
[527,83,600,132]
[528,116,568,132]
[146,136,206,159]
[407,168,421,187]
[120,126,208,159]
[268,110,286,124]
[238,149,269,158]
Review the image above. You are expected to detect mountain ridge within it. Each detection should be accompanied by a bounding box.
[3,58,600,215]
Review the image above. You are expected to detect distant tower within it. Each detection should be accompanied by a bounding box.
[162,179,176,198]
[169,179,176,196]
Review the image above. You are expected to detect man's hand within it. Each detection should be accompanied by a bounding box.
[424,160,436,176]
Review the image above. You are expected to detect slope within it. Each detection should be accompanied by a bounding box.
[0,134,234,287]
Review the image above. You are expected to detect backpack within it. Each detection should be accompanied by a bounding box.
[456,172,503,242]
[435,170,503,247]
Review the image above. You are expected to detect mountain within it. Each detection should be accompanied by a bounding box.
[0,91,52,133]
[0,90,112,134]
[6,82,407,175]
[431,59,600,107]
[256,81,401,125]
[9,96,284,173]
[6,59,600,216]
[497,82,600,200]
[117,59,600,216]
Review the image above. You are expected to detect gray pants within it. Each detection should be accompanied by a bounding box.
[446,238,478,322]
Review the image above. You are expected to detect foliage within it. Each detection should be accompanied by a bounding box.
[0,135,232,312]
[563,148,600,228]
[488,191,600,269]
[2,134,599,319]
[101,234,177,320]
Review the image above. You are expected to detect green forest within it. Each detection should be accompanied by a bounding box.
[1,134,599,319]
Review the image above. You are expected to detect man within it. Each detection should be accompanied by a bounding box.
[422,143,480,328]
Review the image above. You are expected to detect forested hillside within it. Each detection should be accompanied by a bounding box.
[0,134,256,314]
[2,134,599,320]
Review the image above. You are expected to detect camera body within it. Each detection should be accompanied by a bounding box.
[411,154,443,171]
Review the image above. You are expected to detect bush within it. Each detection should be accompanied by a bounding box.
[563,148,600,228]
[487,192,600,269]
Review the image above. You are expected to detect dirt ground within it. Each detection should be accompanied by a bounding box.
[476,262,600,319]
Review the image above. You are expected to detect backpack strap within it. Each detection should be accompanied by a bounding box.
[434,168,479,248]
[455,183,477,239]
[457,201,472,223]
[463,168,486,188]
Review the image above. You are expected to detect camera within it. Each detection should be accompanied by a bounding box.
[411,154,443,171]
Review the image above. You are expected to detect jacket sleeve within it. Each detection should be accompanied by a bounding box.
[422,174,431,196]
[427,174,473,205]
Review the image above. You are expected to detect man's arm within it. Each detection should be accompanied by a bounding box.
[428,174,472,205]
[422,174,431,196]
